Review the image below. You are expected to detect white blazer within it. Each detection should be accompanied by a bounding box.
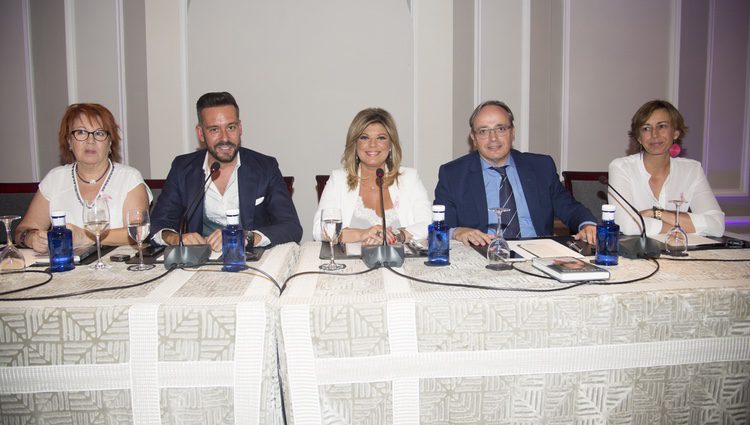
[312,167,433,241]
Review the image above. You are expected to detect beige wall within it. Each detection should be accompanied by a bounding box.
[2,0,748,235]
[0,0,35,181]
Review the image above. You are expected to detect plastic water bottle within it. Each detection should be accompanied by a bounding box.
[47,211,75,272]
[427,205,450,265]
[222,209,247,272]
[595,204,619,265]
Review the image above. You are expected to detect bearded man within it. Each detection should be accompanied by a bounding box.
[150,91,302,251]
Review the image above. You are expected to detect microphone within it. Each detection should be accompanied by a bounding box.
[361,168,405,268]
[377,168,387,247]
[598,176,661,259]
[163,162,221,268]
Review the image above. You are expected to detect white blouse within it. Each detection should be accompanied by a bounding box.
[39,162,153,228]
[312,167,432,241]
[608,153,724,237]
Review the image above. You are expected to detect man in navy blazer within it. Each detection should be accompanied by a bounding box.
[150,92,302,250]
[434,100,596,246]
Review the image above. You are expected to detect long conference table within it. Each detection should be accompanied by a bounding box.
[1,241,749,424]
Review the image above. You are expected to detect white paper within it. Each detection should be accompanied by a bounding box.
[649,233,720,247]
[509,239,584,259]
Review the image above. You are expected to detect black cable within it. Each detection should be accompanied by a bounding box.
[657,257,750,262]
[385,265,591,292]
[590,258,660,285]
[186,265,283,292]
[384,256,662,292]
[0,269,54,296]
[280,266,380,294]
[0,266,177,301]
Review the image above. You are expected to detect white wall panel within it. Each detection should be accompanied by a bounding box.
[66,0,128,162]
[477,0,527,150]
[565,0,673,171]
[703,0,750,196]
[186,0,414,240]
[0,0,35,182]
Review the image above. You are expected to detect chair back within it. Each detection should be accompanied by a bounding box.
[315,175,329,201]
[283,176,294,197]
[0,183,39,244]
[562,171,609,218]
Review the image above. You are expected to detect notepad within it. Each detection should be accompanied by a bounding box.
[532,256,610,282]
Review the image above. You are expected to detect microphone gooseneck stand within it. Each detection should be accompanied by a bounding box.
[360,168,405,268]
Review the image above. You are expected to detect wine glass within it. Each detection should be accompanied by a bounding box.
[486,207,511,270]
[0,215,26,273]
[83,196,111,270]
[127,209,155,271]
[319,208,345,271]
[665,197,688,256]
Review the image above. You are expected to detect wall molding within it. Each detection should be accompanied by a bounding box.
[473,0,481,107]
[669,0,681,104]
[115,0,128,164]
[701,0,716,181]
[22,0,39,181]
[741,11,750,196]
[519,0,530,152]
[64,0,77,103]
[704,0,749,197]
[560,0,571,171]
[180,0,190,154]
[411,0,420,169]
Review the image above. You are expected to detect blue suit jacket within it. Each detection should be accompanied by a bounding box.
[434,150,595,236]
[150,147,302,245]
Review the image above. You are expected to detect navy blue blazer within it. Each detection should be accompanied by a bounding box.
[150,147,302,245]
[434,150,595,236]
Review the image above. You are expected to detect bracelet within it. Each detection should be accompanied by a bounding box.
[18,229,35,248]
[652,206,663,220]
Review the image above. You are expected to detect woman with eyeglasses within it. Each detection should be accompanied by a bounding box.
[608,99,724,236]
[312,108,432,245]
[15,103,152,252]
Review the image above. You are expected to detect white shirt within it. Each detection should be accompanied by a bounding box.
[39,162,152,228]
[152,153,269,246]
[608,153,725,237]
[312,167,432,241]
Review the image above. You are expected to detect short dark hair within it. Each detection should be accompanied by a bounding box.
[469,100,515,130]
[196,92,240,124]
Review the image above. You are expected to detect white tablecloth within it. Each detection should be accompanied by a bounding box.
[0,242,299,425]
[279,241,750,424]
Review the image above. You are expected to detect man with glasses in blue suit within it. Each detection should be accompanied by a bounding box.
[434,100,597,246]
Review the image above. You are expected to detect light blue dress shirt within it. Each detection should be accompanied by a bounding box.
[480,156,537,237]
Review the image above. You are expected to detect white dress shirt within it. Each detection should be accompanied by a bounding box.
[608,153,725,237]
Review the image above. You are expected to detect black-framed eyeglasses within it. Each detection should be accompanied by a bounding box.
[70,129,109,142]
[474,125,512,139]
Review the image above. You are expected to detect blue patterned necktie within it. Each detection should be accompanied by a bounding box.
[491,166,521,239]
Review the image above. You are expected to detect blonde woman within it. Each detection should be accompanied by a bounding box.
[312,108,431,244]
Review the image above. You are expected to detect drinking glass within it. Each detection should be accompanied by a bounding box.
[486,207,511,270]
[127,209,155,271]
[664,197,688,256]
[319,208,345,271]
[83,196,111,270]
[0,215,25,273]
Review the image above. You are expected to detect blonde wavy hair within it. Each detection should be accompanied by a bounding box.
[342,108,402,190]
